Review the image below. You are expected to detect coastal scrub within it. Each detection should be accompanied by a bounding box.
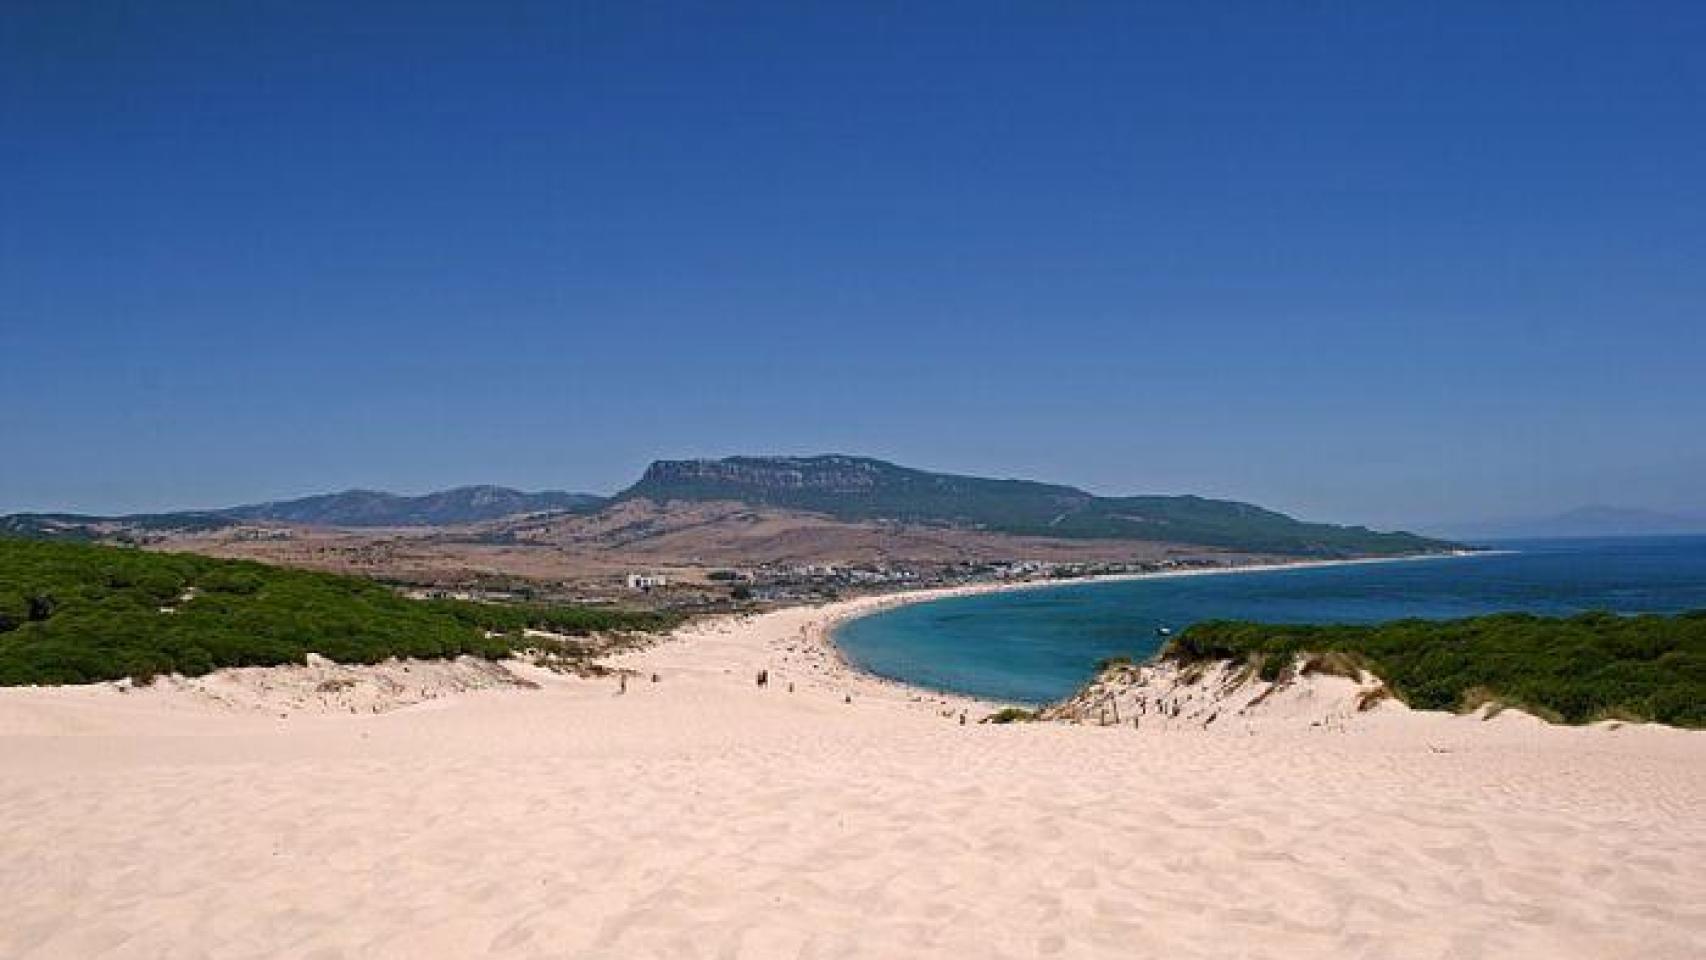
[0,538,677,686]
[1165,611,1706,727]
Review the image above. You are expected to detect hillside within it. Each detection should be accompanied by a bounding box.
[3,457,1459,577]
[1,486,604,538]
[0,538,673,686]
[491,498,1235,567]
[218,485,605,527]
[620,455,1455,557]
[1154,612,1706,727]
[1,511,234,540]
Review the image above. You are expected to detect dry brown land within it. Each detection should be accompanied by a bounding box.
[149,499,1263,598]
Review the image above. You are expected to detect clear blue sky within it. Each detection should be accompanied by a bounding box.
[3,2,1702,528]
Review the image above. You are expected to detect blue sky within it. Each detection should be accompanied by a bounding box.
[3,2,1702,528]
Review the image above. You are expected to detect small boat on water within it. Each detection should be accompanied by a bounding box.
[1155,625,1173,638]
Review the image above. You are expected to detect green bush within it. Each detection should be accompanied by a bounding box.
[1164,612,1706,727]
[0,538,678,686]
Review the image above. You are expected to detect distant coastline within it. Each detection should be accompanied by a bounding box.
[820,549,1487,704]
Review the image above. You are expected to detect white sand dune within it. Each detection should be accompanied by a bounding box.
[2,596,1703,959]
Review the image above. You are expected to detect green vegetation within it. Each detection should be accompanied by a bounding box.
[1165,612,1706,727]
[0,512,236,541]
[982,707,1038,724]
[0,538,677,686]
[623,455,1456,557]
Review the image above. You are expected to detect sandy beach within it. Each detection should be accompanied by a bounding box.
[2,582,1703,959]
[13,1,1702,955]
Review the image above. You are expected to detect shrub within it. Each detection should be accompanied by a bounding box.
[1165,612,1706,728]
[0,538,677,686]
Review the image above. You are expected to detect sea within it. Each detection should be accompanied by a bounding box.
[832,536,1706,705]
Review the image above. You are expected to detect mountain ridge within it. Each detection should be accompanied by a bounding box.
[218,485,604,527]
[617,454,1454,557]
[2,485,603,535]
[3,455,1459,557]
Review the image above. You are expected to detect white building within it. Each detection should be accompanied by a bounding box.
[626,573,669,590]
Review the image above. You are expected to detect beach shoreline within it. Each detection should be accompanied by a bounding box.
[4,550,1703,958]
[798,548,1489,709]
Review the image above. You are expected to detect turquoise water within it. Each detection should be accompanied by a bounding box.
[833,537,1706,704]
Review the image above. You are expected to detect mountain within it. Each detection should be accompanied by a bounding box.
[618,455,1455,557]
[218,486,605,527]
[3,457,1460,557]
[1435,505,1706,541]
[1,486,605,537]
